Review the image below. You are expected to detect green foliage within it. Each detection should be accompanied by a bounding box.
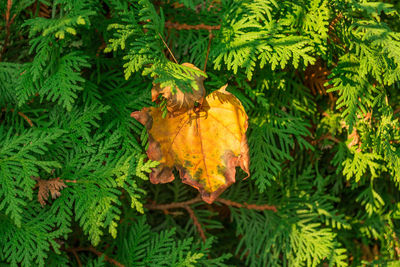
[105,0,207,93]
[111,216,229,266]
[0,127,63,226]
[1,0,400,266]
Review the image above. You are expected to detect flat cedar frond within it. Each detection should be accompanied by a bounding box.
[1,0,400,266]
[34,177,67,207]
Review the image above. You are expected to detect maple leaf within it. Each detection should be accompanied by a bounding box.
[34,177,67,206]
[132,84,249,203]
[152,63,206,114]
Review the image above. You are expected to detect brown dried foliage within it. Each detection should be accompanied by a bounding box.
[304,60,332,96]
[35,177,67,206]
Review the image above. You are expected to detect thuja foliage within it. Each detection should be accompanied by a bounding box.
[1,0,400,266]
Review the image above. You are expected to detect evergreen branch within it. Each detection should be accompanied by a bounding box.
[203,31,213,71]
[0,0,16,62]
[145,195,277,242]
[2,0,400,265]
[69,249,82,267]
[145,195,277,212]
[184,205,206,242]
[158,33,178,64]
[1,108,34,127]
[312,133,341,145]
[217,198,278,212]
[165,21,221,30]
[66,247,124,267]
[144,195,202,210]
[329,12,343,32]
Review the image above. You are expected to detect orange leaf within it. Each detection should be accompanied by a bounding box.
[132,84,249,203]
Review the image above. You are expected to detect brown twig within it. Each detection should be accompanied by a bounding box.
[329,12,343,32]
[0,0,16,62]
[144,195,202,210]
[217,198,278,212]
[145,195,277,241]
[158,32,178,64]
[66,247,125,267]
[203,31,213,72]
[1,108,34,127]
[313,133,341,145]
[165,21,220,31]
[184,205,206,242]
[94,28,107,57]
[70,249,82,267]
[328,12,345,48]
[145,195,277,212]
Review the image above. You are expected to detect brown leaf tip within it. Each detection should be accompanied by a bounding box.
[218,84,229,94]
[131,109,152,128]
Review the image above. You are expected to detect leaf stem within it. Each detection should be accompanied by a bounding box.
[158,33,178,64]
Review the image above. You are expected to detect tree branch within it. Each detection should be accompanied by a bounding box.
[165,21,220,31]
[158,32,178,64]
[0,0,16,62]
[145,195,277,212]
[65,247,125,267]
[329,12,343,31]
[145,195,277,241]
[217,198,277,212]
[70,249,82,267]
[1,108,34,127]
[144,195,202,210]
[184,205,206,242]
[203,31,213,72]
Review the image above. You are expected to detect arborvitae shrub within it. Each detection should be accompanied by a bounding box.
[1,0,400,266]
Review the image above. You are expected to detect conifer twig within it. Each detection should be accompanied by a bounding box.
[144,195,202,210]
[145,195,277,212]
[165,21,221,31]
[328,12,344,46]
[314,133,341,144]
[70,249,82,267]
[184,205,206,241]
[329,12,343,31]
[0,0,16,62]
[65,247,125,267]
[217,198,278,212]
[1,108,34,127]
[158,32,178,64]
[203,30,213,72]
[145,195,277,241]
